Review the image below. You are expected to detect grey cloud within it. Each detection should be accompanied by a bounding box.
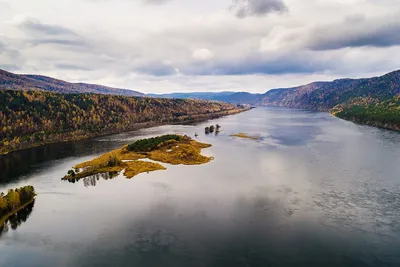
[19,19,77,36]
[55,63,92,71]
[28,38,88,47]
[230,0,288,18]
[15,19,95,51]
[85,0,172,4]
[0,64,20,71]
[308,17,400,50]
[0,40,20,57]
[184,53,333,76]
[143,0,172,4]
[16,19,91,49]
[135,63,177,76]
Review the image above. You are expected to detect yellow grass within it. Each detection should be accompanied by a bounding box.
[123,161,166,178]
[230,133,260,140]
[63,136,212,180]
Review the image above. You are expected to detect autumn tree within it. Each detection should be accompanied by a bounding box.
[6,189,20,210]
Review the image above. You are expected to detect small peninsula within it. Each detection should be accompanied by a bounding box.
[230,133,261,140]
[0,186,36,227]
[63,135,213,180]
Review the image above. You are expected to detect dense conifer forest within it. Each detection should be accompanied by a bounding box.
[0,90,246,154]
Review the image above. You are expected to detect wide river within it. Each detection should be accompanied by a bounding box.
[1,107,400,267]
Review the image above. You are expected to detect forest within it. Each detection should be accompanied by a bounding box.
[331,96,400,131]
[0,185,36,223]
[0,90,246,154]
[127,134,182,152]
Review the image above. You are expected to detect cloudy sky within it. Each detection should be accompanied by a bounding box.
[0,0,399,93]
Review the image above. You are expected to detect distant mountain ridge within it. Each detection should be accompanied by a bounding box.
[1,68,399,131]
[2,68,399,110]
[256,70,400,111]
[0,69,144,97]
[149,70,400,110]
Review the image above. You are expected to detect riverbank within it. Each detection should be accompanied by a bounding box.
[1,107,250,156]
[0,186,36,227]
[330,96,400,132]
[331,115,400,132]
[0,198,35,227]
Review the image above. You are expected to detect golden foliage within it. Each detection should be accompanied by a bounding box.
[230,133,260,140]
[63,135,212,180]
[123,161,166,179]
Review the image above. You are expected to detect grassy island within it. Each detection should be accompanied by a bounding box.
[0,186,36,227]
[63,134,213,180]
[230,133,260,140]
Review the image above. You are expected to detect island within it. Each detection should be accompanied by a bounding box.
[0,186,36,228]
[230,133,261,140]
[63,134,213,180]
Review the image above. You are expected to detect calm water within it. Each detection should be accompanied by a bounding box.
[1,107,400,267]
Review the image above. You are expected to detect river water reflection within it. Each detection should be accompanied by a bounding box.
[0,107,399,267]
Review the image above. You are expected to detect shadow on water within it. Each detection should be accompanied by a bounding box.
[0,138,126,185]
[66,172,120,187]
[0,199,35,238]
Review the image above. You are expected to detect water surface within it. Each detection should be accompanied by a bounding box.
[1,107,399,267]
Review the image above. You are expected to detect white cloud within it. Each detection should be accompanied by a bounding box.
[192,48,214,61]
[0,0,399,93]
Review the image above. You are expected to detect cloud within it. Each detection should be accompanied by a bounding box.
[307,16,400,50]
[0,40,23,71]
[54,63,92,71]
[142,0,172,4]
[1,0,399,93]
[192,49,214,62]
[0,64,20,71]
[12,18,92,50]
[28,38,89,48]
[230,0,288,18]
[17,18,77,36]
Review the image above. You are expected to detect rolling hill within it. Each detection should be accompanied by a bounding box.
[257,70,400,111]
[1,68,399,131]
[0,69,144,97]
[0,90,247,154]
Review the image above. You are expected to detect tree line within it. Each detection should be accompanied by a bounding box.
[127,134,183,152]
[0,90,243,154]
[332,96,400,130]
[0,186,36,220]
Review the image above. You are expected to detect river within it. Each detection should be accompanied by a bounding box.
[0,107,399,267]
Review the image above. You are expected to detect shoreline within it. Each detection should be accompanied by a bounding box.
[331,114,400,132]
[0,198,35,227]
[1,107,251,156]
[259,105,400,133]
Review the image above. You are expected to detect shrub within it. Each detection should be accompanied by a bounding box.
[127,135,182,152]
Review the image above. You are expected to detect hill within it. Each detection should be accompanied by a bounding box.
[149,91,261,104]
[330,96,400,131]
[257,70,400,111]
[0,90,247,154]
[0,69,143,97]
[147,92,236,100]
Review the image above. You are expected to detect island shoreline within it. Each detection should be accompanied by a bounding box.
[0,198,35,227]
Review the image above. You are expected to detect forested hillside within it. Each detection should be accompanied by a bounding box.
[0,90,246,154]
[330,96,400,131]
[0,69,143,97]
[258,70,400,111]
